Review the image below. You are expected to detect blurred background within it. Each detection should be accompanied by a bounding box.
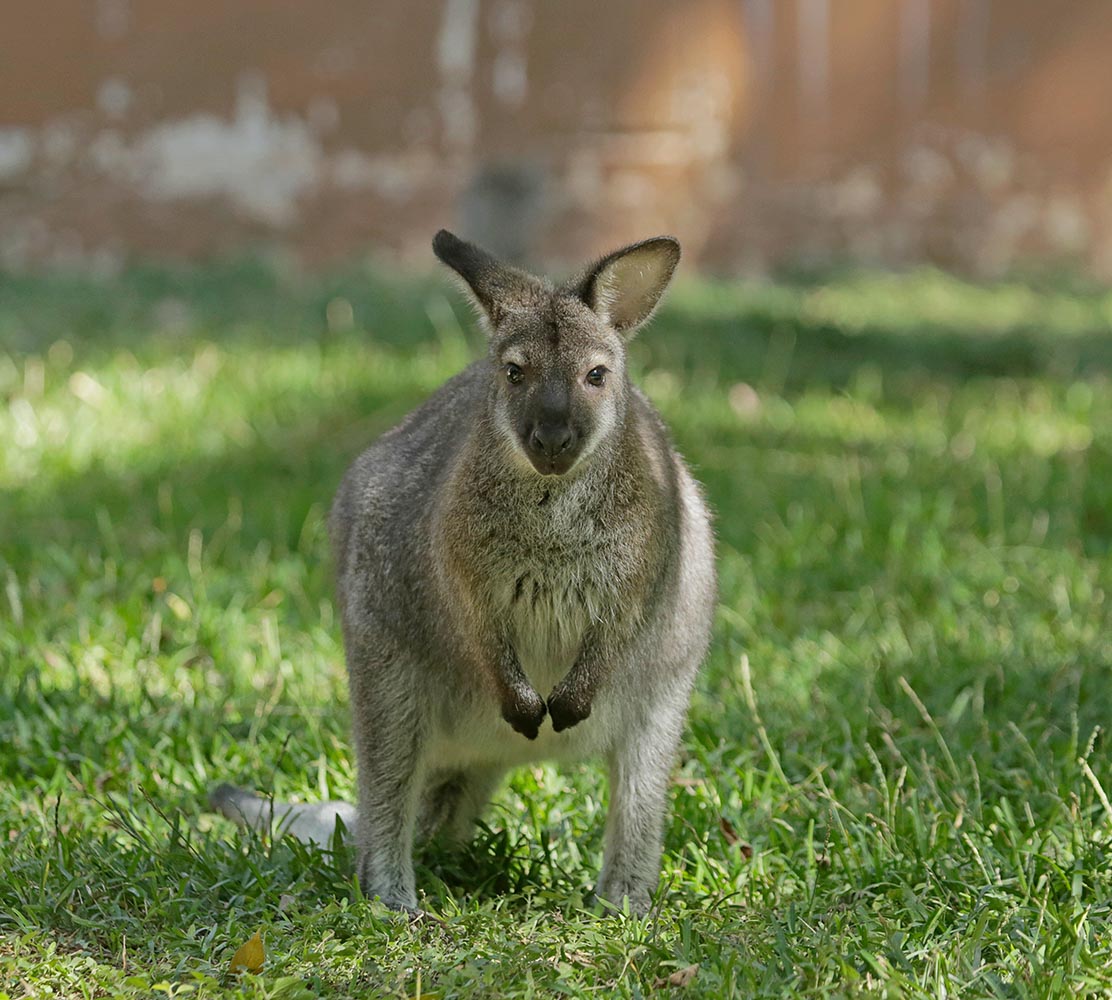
[4,0,1112,277]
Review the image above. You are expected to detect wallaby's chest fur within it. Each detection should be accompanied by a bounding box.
[435,409,669,702]
[488,479,634,694]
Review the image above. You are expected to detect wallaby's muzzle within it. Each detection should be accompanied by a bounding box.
[526,421,578,475]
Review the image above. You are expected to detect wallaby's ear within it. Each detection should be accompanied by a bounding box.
[433,229,535,328]
[569,236,681,336]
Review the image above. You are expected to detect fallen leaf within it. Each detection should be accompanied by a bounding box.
[654,963,699,989]
[671,776,704,788]
[228,930,265,975]
[719,817,753,858]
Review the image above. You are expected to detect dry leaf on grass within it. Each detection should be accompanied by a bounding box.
[653,963,699,988]
[719,817,754,858]
[228,930,265,975]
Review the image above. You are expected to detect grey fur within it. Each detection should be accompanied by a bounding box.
[213,231,716,915]
[209,783,357,846]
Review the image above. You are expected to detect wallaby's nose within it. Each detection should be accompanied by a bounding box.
[529,423,574,458]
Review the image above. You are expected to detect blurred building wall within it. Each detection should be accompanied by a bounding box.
[2,0,1112,276]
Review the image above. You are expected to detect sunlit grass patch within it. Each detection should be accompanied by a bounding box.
[2,262,1112,997]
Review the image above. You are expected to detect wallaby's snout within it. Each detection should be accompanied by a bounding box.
[522,382,580,474]
[505,364,603,476]
[528,420,575,467]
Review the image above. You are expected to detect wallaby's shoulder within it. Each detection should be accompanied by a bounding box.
[623,384,714,572]
[329,360,488,568]
[334,362,483,502]
[602,385,683,514]
[364,360,487,465]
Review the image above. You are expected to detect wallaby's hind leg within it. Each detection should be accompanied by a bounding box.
[418,772,463,840]
[347,647,425,911]
[596,704,688,915]
[446,766,506,843]
[419,766,506,843]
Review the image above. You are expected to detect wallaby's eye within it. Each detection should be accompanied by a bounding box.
[504,363,524,385]
[586,366,608,387]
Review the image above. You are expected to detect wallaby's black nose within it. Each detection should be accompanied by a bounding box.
[529,423,574,458]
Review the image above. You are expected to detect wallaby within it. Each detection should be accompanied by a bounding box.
[212,231,716,914]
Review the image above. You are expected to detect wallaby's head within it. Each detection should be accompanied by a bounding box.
[433,230,680,477]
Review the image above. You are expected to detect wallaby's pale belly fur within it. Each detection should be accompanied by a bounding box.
[211,230,716,915]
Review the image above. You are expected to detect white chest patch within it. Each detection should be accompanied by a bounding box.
[491,481,616,693]
[507,568,599,693]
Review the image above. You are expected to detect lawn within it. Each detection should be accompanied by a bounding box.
[2,259,1112,998]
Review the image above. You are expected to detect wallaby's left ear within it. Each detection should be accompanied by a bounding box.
[433,229,541,329]
[569,236,681,336]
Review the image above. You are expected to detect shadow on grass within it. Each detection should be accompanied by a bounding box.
[645,299,1112,392]
[5,260,1112,385]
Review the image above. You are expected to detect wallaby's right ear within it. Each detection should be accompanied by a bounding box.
[433,230,534,328]
[569,236,681,336]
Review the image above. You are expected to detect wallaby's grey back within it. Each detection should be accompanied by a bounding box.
[214,230,716,914]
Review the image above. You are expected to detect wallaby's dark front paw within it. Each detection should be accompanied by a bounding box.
[547,684,592,733]
[501,684,547,739]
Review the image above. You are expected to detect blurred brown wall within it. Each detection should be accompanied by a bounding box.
[2,0,1112,276]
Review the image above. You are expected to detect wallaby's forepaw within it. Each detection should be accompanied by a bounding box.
[547,683,592,733]
[501,683,547,739]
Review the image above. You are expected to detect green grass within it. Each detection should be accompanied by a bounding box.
[2,260,1112,997]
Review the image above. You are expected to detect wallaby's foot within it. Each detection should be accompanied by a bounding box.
[546,681,592,733]
[501,682,547,739]
[357,855,419,912]
[595,879,653,917]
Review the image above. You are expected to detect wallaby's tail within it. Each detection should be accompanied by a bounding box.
[209,784,356,848]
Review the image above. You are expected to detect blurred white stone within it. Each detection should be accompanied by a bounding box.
[97,78,133,119]
[0,129,33,180]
